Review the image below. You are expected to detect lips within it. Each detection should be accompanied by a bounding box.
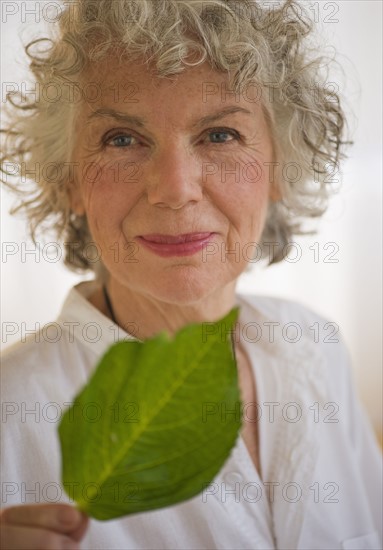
[139,233,213,244]
[135,232,217,258]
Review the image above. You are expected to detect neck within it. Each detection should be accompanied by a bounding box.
[98,276,239,343]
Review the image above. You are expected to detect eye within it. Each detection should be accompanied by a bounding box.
[104,133,138,148]
[206,128,240,144]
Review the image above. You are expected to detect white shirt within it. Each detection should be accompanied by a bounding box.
[1,280,382,549]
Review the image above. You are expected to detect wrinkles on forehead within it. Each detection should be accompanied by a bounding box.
[76,57,266,129]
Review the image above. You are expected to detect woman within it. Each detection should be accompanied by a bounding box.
[1,0,381,548]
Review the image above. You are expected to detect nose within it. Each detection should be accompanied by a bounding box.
[145,144,203,209]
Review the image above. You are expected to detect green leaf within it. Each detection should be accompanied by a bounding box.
[58,306,242,520]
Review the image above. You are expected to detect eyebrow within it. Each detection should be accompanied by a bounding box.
[191,106,252,129]
[87,106,252,129]
[87,108,147,127]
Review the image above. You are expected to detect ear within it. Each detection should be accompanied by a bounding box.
[67,180,86,216]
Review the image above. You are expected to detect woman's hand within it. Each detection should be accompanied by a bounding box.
[0,503,89,549]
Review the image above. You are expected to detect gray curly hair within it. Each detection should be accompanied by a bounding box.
[1,0,350,279]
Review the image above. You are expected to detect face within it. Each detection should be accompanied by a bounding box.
[70,58,275,305]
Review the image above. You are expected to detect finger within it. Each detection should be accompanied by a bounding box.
[69,512,90,542]
[0,504,84,535]
[0,524,79,549]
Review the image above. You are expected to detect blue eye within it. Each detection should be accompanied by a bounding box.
[208,130,237,143]
[108,135,136,147]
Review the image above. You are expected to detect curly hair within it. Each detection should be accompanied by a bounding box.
[1,0,350,278]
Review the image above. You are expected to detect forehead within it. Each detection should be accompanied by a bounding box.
[79,56,264,123]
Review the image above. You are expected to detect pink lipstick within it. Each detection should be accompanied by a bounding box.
[136,233,216,257]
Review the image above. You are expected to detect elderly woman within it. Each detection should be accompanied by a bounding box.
[1,0,382,549]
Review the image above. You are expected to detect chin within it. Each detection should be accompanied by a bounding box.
[147,265,218,305]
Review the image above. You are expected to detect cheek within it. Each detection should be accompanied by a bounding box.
[80,164,139,234]
[209,151,270,220]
